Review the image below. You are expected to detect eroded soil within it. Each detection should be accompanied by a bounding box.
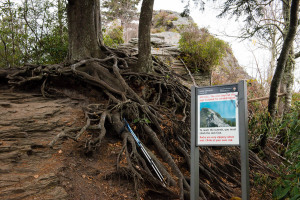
[0,90,136,200]
[0,90,279,200]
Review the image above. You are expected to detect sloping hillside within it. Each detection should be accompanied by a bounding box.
[120,10,251,88]
[0,10,281,200]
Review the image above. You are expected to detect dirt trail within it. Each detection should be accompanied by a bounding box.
[0,91,136,200]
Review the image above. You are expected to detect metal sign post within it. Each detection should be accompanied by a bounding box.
[190,80,249,200]
[190,86,199,200]
[238,80,250,200]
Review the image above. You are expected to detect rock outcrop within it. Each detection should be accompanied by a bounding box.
[120,10,250,88]
[200,108,232,127]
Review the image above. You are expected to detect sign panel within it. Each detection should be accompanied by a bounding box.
[191,81,249,200]
[196,84,239,146]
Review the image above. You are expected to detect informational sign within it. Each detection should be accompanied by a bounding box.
[196,84,239,146]
[190,81,250,200]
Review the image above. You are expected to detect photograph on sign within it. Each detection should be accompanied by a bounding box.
[197,89,239,146]
[200,100,236,128]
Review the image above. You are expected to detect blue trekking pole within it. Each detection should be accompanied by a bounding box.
[123,118,166,187]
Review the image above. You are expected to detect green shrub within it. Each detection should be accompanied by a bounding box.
[180,8,190,17]
[249,97,300,200]
[170,28,178,33]
[253,172,273,198]
[103,25,124,48]
[178,25,227,72]
[151,27,166,33]
[248,95,300,199]
[153,11,178,29]
[272,100,300,200]
[39,26,68,64]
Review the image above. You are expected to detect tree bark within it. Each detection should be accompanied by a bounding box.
[281,46,295,113]
[268,0,299,117]
[278,0,291,116]
[135,0,154,73]
[57,0,63,40]
[67,0,104,61]
[279,0,297,114]
[267,32,277,87]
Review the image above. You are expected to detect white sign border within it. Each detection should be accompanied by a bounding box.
[195,85,240,146]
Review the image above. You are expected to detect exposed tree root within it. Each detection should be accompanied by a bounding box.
[2,51,268,199]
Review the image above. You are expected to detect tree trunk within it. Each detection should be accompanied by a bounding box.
[279,0,297,114]
[135,0,154,73]
[57,0,64,43]
[268,0,299,117]
[278,0,291,116]
[267,32,277,87]
[280,46,295,114]
[67,0,104,61]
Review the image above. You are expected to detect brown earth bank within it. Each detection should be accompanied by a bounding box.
[0,89,281,200]
[0,91,139,200]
